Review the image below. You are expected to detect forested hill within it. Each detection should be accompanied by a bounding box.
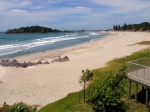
[5,26,61,33]
[113,22,150,31]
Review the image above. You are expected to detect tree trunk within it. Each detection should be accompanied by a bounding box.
[84,82,86,102]
[79,91,81,104]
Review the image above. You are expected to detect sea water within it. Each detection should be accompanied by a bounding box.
[0,31,108,59]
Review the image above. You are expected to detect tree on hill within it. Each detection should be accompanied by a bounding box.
[5,25,61,33]
[127,24,133,30]
[122,23,127,31]
[113,25,121,31]
[118,25,121,30]
[113,22,150,31]
[140,22,150,31]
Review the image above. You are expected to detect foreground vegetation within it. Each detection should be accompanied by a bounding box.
[39,46,150,112]
[0,102,37,112]
[89,65,128,112]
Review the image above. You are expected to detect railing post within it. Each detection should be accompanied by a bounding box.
[128,80,131,98]
[144,68,145,80]
[136,65,137,77]
[146,88,149,107]
[142,86,145,91]
[147,48,148,59]
[135,83,138,103]
[148,101,150,112]
[128,62,130,73]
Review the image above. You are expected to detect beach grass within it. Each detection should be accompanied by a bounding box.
[136,41,150,45]
[38,48,150,112]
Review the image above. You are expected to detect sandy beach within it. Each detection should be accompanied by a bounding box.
[0,31,150,108]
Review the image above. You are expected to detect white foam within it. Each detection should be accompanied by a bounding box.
[89,32,100,36]
[0,32,96,56]
[36,39,41,41]
[0,50,22,56]
[0,44,19,50]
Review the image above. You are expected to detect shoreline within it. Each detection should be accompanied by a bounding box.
[0,31,108,61]
[14,32,109,62]
[0,31,150,108]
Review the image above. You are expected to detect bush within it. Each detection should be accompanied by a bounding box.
[89,65,129,112]
[7,102,37,112]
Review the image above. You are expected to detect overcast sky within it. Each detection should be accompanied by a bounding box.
[0,0,150,31]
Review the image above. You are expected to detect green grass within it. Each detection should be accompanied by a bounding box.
[38,48,150,112]
[136,41,150,45]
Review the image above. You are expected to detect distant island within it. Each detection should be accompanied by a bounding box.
[113,22,150,31]
[5,25,61,33]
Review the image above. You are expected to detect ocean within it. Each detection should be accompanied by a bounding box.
[0,31,108,60]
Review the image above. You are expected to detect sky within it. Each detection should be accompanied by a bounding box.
[0,0,150,31]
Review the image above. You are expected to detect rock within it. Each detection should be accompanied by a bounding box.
[28,61,34,66]
[32,62,37,66]
[61,56,69,62]
[52,56,69,62]
[43,61,50,64]
[0,59,51,68]
[11,59,20,67]
[52,56,61,62]
[36,60,42,64]
[20,62,28,68]
[11,59,17,63]
[1,60,10,66]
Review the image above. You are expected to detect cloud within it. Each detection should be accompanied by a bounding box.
[91,0,150,14]
[0,0,31,11]
[0,0,150,31]
[10,9,27,13]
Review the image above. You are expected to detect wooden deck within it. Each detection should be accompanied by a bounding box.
[127,58,150,107]
[128,68,150,87]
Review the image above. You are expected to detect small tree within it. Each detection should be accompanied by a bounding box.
[79,69,93,102]
[89,65,129,112]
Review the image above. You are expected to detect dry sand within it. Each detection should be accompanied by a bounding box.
[0,31,150,108]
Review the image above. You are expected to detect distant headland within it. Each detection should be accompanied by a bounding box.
[5,25,62,33]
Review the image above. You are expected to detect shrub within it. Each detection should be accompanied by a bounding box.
[89,65,129,112]
[7,102,37,112]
